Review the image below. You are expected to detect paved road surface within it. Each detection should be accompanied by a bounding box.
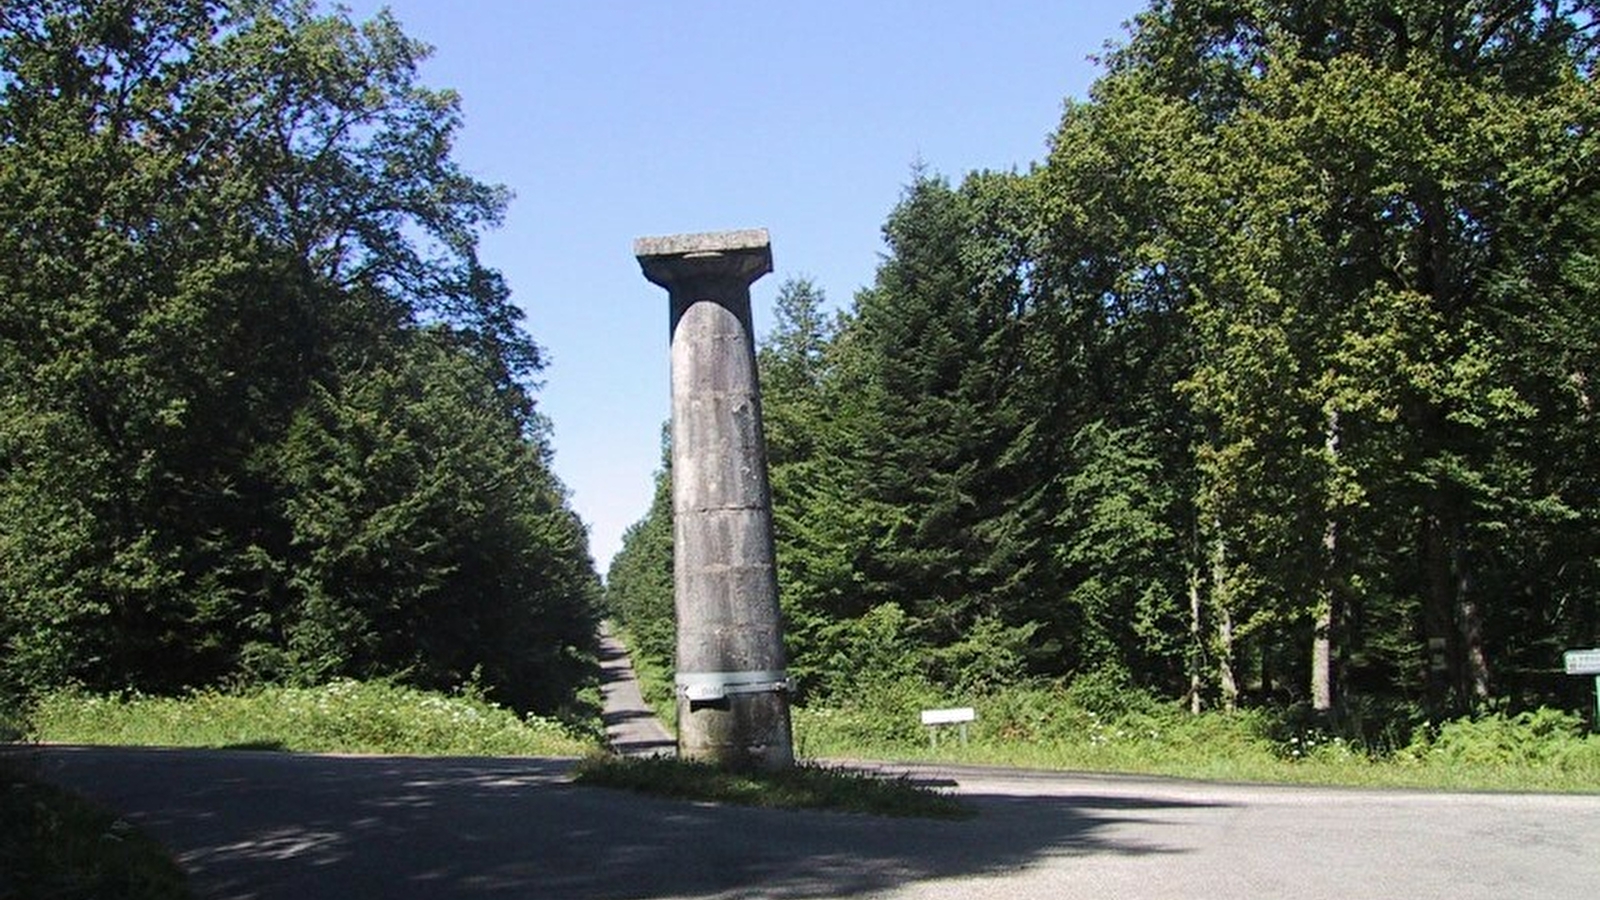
[14,640,1600,898]
[598,625,675,757]
[17,744,1599,899]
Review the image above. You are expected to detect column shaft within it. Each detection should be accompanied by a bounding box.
[635,230,794,770]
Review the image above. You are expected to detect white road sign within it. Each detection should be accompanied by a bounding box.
[1564,648,1600,675]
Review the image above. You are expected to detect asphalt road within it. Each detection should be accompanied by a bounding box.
[16,639,1600,898]
[15,744,1600,900]
[598,625,675,757]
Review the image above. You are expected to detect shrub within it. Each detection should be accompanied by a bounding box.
[928,616,1039,695]
[1422,708,1600,770]
[26,681,597,757]
[1063,665,1163,719]
[794,677,944,752]
[814,603,926,701]
[977,685,1089,744]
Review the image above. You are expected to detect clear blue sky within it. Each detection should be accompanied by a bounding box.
[338,0,1147,572]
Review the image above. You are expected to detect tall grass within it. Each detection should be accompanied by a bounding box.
[599,631,1600,793]
[790,684,1600,792]
[27,680,598,757]
[574,755,973,819]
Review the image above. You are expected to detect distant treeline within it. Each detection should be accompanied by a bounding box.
[0,1,600,715]
[609,0,1600,722]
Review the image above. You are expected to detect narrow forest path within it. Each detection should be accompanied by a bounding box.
[597,624,675,756]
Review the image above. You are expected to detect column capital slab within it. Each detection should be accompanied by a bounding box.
[635,228,773,289]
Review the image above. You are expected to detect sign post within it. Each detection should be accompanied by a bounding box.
[1563,648,1600,732]
[921,707,977,748]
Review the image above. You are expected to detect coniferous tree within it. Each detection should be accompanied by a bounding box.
[607,0,1600,728]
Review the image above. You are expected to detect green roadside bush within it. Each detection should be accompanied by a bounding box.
[26,680,598,757]
[791,676,1600,791]
[614,628,1598,791]
[1414,708,1600,772]
[1,704,22,743]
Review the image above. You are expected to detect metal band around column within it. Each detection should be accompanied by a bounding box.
[675,669,792,702]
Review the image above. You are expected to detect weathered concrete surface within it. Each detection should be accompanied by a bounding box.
[635,228,771,261]
[635,228,793,770]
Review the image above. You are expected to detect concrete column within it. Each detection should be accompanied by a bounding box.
[634,228,794,770]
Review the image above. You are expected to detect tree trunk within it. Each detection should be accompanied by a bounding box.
[1412,183,1493,712]
[1311,601,1334,711]
[1312,409,1340,714]
[1188,565,1203,715]
[1422,494,1493,712]
[1210,527,1238,712]
[1422,506,1459,714]
[1218,605,1238,712]
[1452,521,1492,702]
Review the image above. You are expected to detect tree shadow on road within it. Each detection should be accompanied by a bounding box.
[31,747,1229,900]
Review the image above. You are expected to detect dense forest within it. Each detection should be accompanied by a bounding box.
[0,0,600,716]
[4,0,1595,737]
[610,0,1600,726]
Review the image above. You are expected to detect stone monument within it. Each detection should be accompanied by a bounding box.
[634,228,795,770]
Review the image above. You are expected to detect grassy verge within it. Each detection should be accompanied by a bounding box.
[26,680,599,757]
[574,755,972,819]
[601,631,1599,793]
[0,754,191,900]
[791,694,1600,793]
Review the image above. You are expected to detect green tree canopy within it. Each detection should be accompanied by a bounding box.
[0,0,598,714]
[610,0,1600,727]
